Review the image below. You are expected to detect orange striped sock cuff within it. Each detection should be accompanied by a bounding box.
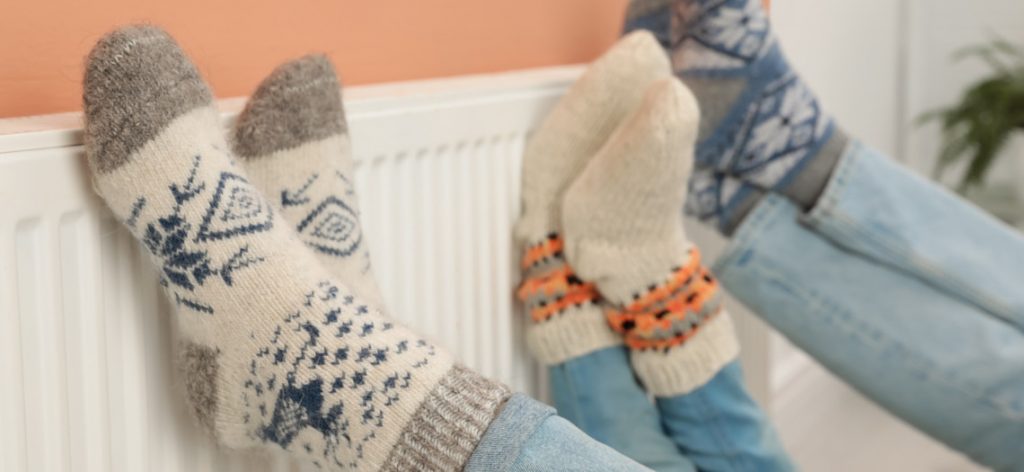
[517,233,600,324]
[517,233,621,364]
[605,247,725,351]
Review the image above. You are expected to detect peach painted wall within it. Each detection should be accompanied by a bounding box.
[0,1,631,118]
[0,1,771,119]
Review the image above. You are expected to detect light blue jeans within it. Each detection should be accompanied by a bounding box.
[550,346,793,471]
[466,393,651,472]
[550,347,697,471]
[713,141,1024,471]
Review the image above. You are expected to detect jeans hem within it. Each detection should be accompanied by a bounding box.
[464,393,556,472]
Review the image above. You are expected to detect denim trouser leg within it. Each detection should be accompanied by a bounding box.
[805,141,1024,331]
[466,393,651,472]
[656,360,796,472]
[549,346,697,472]
[714,194,1024,471]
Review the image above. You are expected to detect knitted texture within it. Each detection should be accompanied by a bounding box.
[562,79,739,396]
[232,55,385,309]
[514,31,672,365]
[83,25,509,471]
[625,0,849,234]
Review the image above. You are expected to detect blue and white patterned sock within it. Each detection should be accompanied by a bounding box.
[83,25,510,471]
[232,55,385,309]
[686,167,765,234]
[626,0,848,234]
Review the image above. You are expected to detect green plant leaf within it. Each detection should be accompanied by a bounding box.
[919,37,1024,190]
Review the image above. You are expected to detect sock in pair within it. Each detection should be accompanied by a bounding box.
[231,54,385,309]
[83,25,509,471]
[626,0,849,235]
[561,79,740,396]
[515,31,674,365]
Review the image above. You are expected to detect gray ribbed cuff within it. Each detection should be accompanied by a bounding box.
[381,365,512,471]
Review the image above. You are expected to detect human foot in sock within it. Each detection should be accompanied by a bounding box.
[687,167,766,235]
[515,30,671,365]
[562,78,739,396]
[232,55,385,309]
[84,25,509,470]
[670,0,849,211]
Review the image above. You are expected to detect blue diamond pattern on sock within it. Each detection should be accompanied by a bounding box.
[297,197,363,257]
[196,172,274,242]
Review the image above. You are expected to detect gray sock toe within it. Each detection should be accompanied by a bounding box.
[83,24,213,174]
[231,54,346,159]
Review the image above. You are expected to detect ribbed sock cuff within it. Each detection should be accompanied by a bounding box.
[631,312,740,396]
[525,305,623,365]
[381,365,512,472]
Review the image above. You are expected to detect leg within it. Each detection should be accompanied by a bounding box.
[560,78,791,468]
[515,31,695,467]
[803,141,1024,333]
[713,195,1024,470]
[656,360,794,471]
[626,0,1024,327]
[550,347,697,472]
[510,416,655,472]
[467,393,653,472]
[83,25,510,471]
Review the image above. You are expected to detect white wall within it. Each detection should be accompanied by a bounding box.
[773,0,905,158]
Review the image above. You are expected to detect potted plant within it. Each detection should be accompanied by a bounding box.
[922,38,1024,200]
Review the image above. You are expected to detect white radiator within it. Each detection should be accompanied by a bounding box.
[0,66,771,472]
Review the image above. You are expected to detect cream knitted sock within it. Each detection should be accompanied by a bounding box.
[232,55,385,309]
[515,30,672,365]
[83,25,509,471]
[562,78,739,396]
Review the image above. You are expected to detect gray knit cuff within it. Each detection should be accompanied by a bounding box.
[381,365,512,471]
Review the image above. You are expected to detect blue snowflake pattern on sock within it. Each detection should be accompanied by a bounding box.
[672,0,771,71]
[668,0,836,196]
[242,281,435,470]
[132,155,269,314]
[724,72,832,188]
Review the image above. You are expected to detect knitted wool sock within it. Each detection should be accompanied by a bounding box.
[562,78,739,396]
[83,25,509,471]
[672,0,849,210]
[232,55,385,309]
[687,167,766,236]
[515,30,672,365]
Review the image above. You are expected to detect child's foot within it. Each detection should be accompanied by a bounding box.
[232,55,385,308]
[83,25,509,471]
[515,31,673,365]
[562,78,739,396]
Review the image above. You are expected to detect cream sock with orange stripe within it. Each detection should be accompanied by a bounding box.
[562,78,739,396]
[514,31,672,365]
